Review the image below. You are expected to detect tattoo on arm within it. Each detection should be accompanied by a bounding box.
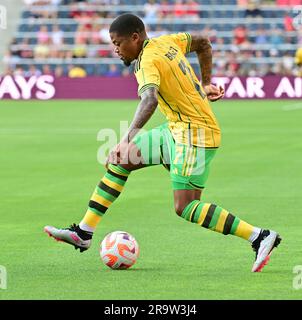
[121,87,158,143]
[190,34,212,86]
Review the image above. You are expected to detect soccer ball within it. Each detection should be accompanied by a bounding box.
[100,231,139,269]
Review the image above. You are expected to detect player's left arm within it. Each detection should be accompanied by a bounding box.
[105,87,158,168]
[189,34,224,101]
[121,87,158,143]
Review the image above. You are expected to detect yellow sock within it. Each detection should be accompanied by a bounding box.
[79,164,130,232]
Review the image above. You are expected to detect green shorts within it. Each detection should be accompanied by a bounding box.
[132,123,217,190]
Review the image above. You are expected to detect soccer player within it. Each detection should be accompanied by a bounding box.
[45,14,281,272]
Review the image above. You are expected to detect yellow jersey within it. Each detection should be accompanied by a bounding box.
[134,32,221,148]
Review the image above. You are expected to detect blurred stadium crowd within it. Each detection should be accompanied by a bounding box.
[3,0,302,77]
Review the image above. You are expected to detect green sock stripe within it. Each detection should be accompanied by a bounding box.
[107,168,128,181]
[181,200,199,221]
[88,206,105,217]
[192,202,207,223]
[98,181,120,198]
[105,172,127,187]
[89,200,107,214]
[230,216,241,235]
[208,206,223,230]
[95,186,117,202]
[109,164,130,176]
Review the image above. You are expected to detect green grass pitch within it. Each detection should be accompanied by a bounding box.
[0,99,301,300]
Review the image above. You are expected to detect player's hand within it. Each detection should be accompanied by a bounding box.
[105,141,129,169]
[203,84,224,102]
[105,143,120,169]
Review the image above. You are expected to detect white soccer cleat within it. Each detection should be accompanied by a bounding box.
[251,229,281,272]
[44,224,92,252]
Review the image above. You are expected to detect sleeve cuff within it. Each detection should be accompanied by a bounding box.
[185,32,192,53]
[138,83,159,96]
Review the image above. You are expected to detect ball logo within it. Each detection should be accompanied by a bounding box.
[100,231,139,270]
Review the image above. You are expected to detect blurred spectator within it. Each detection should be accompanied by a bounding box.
[146,25,169,38]
[294,47,302,76]
[254,28,268,44]
[244,1,263,18]
[153,25,169,36]
[51,25,64,46]
[233,25,248,45]
[269,28,284,46]
[145,25,157,38]
[225,51,240,77]
[68,65,87,78]
[24,0,61,19]
[70,2,94,28]
[158,0,172,19]
[13,65,25,76]
[75,24,89,44]
[10,38,22,57]
[282,51,295,74]
[174,0,186,18]
[215,37,225,46]
[237,0,249,6]
[3,67,14,76]
[185,0,199,20]
[105,64,121,77]
[271,63,283,75]
[144,0,160,24]
[284,13,295,32]
[295,47,302,66]
[265,66,276,76]
[37,25,50,44]
[90,24,101,45]
[296,25,302,45]
[34,42,50,59]
[99,24,111,44]
[97,46,111,58]
[42,64,54,75]
[122,68,131,78]
[277,0,302,5]
[73,38,87,58]
[65,50,74,61]
[3,50,21,68]
[25,65,42,77]
[69,2,81,20]
[203,26,217,44]
[19,39,34,59]
[269,48,280,58]
[54,66,65,77]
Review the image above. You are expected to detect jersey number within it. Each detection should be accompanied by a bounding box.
[178,60,206,99]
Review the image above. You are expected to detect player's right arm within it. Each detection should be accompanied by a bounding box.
[189,35,212,86]
[189,34,224,101]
